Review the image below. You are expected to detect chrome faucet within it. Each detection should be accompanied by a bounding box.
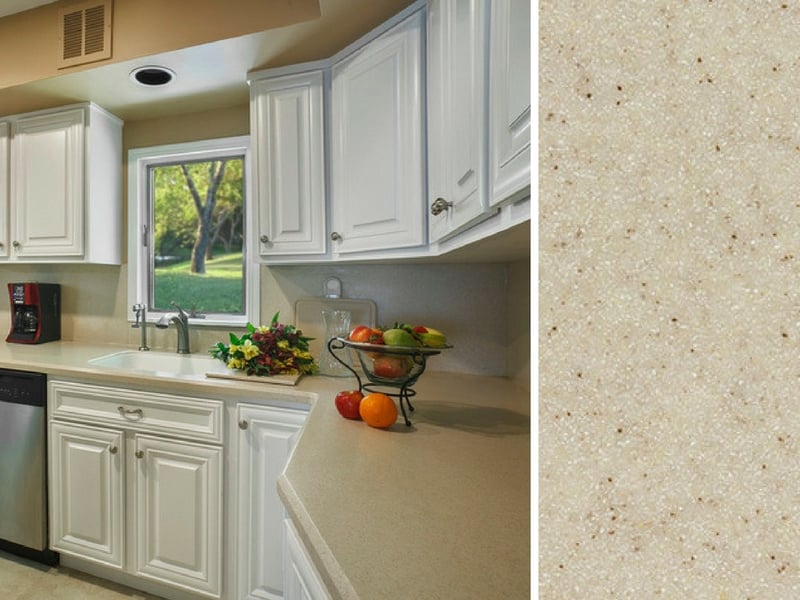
[155,301,191,354]
[132,304,149,351]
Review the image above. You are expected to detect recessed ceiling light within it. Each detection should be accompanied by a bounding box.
[130,65,175,87]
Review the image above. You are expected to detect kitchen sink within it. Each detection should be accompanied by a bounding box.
[89,350,226,378]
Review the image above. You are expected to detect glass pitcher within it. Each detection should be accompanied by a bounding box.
[319,309,352,376]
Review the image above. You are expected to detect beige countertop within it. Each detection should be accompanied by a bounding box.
[0,341,531,600]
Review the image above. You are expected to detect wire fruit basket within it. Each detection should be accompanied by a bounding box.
[327,337,451,426]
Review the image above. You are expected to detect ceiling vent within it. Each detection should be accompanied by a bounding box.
[57,0,112,69]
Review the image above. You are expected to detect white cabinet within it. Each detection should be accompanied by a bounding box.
[135,435,222,596]
[49,421,125,569]
[0,121,8,259]
[283,520,331,600]
[4,103,122,264]
[234,403,306,600]
[48,380,224,599]
[330,9,425,255]
[250,71,327,257]
[489,0,531,207]
[427,0,494,243]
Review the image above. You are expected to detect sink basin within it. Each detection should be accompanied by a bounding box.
[89,350,226,378]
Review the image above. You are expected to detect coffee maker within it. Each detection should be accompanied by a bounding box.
[6,283,61,344]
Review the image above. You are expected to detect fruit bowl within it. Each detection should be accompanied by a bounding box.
[327,337,452,425]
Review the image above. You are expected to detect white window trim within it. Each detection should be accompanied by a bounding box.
[127,136,258,327]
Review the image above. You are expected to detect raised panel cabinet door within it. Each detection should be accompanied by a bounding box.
[489,0,531,207]
[48,421,124,569]
[10,108,85,257]
[134,434,222,598]
[427,0,491,243]
[330,10,425,254]
[0,122,8,258]
[252,72,326,257]
[283,520,331,600]
[236,404,306,600]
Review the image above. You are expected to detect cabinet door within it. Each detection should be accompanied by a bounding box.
[134,434,222,598]
[283,520,330,600]
[489,0,531,206]
[330,10,425,255]
[49,421,124,569]
[427,0,492,243]
[0,122,7,258]
[252,72,326,257]
[236,404,306,600]
[10,108,84,258]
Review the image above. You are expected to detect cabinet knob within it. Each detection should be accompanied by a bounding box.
[430,198,453,216]
[239,419,249,430]
[109,445,118,454]
[0,242,4,249]
[135,450,144,459]
[260,234,270,244]
[12,240,20,249]
[330,231,342,242]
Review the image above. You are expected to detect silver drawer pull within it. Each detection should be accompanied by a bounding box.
[118,406,144,419]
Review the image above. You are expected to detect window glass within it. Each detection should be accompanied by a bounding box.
[128,136,256,327]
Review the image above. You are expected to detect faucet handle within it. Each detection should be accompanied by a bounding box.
[132,303,145,328]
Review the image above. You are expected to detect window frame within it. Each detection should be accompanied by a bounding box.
[127,136,257,327]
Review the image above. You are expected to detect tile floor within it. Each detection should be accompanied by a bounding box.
[0,550,163,600]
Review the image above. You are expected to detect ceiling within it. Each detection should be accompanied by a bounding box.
[0,0,55,18]
[0,0,416,121]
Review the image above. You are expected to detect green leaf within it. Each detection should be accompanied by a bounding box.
[271,311,280,326]
[229,332,241,345]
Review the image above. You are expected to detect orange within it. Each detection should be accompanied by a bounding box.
[358,393,398,429]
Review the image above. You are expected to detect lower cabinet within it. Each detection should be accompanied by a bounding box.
[283,520,331,600]
[234,403,307,600]
[48,380,224,599]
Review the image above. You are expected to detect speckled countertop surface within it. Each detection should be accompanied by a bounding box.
[0,341,530,599]
[540,1,800,598]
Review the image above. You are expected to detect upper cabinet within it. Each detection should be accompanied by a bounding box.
[251,71,327,258]
[426,0,493,244]
[329,10,426,256]
[0,122,8,259]
[489,0,531,207]
[2,103,123,264]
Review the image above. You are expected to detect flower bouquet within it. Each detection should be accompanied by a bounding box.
[210,313,317,376]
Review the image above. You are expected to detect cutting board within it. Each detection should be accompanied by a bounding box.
[294,297,377,359]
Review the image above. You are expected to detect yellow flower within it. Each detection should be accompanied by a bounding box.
[277,340,289,350]
[241,339,260,360]
[227,357,245,370]
[229,343,241,354]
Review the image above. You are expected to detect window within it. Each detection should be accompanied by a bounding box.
[128,136,257,326]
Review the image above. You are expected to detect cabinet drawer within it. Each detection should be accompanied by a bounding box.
[49,380,224,444]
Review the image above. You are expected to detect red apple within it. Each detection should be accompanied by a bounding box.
[349,325,373,343]
[335,390,364,419]
[372,356,411,379]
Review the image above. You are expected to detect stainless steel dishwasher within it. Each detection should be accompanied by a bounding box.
[0,368,58,565]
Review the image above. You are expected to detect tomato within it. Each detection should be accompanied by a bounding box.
[372,356,410,379]
[334,390,364,420]
[366,328,385,344]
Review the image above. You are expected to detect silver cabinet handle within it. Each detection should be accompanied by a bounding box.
[260,234,269,244]
[239,419,248,430]
[135,450,144,459]
[109,445,118,454]
[330,231,342,242]
[118,406,144,419]
[430,198,453,216]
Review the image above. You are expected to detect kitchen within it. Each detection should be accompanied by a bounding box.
[0,0,530,599]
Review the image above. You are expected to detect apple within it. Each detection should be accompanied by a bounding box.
[334,390,364,420]
[372,356,411,379]
[349,325,373,343]
[412,325,428,334]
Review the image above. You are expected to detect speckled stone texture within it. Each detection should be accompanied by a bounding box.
[539,2,800,598]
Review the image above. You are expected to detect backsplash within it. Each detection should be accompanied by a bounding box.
[0,260,529,382]
[540,1,800,597]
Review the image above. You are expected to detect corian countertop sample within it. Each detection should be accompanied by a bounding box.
[0,341,531,599]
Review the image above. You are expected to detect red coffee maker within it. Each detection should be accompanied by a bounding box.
[6,283,61,344]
